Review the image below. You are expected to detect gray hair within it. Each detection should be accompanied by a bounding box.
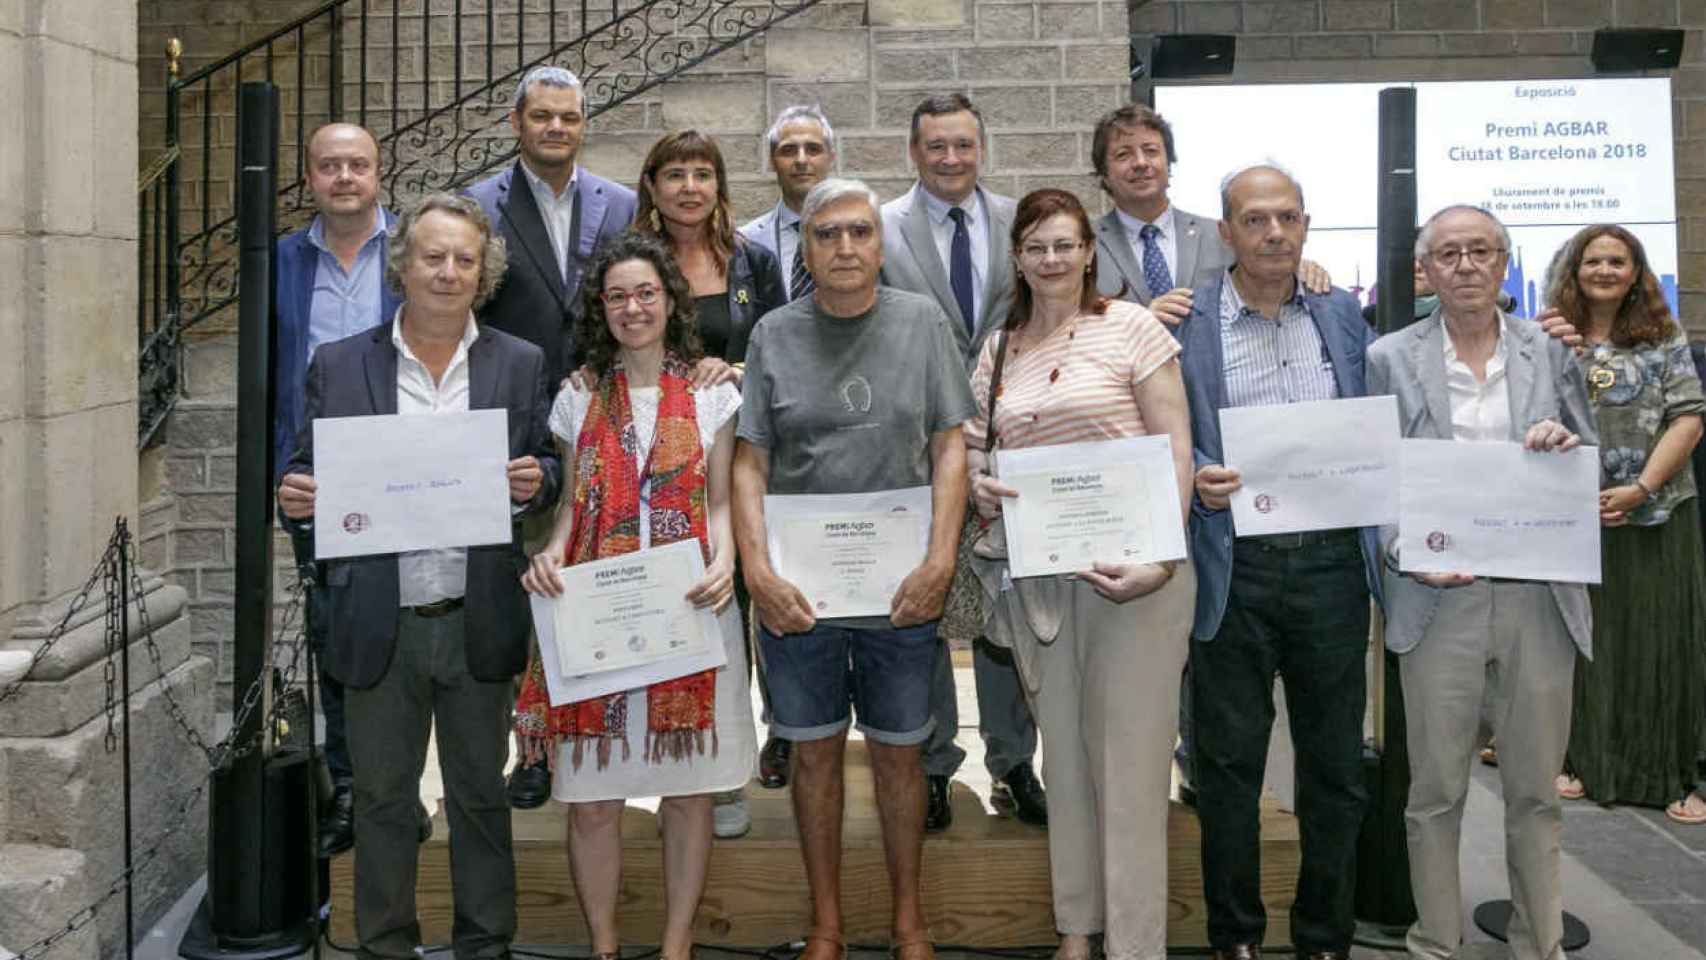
[799,177,882,231]
[1414,204,1511,259]
[1218,160,1306,220]
[386,193,509,310]
[765,104,837,154]
[512,65,583,113]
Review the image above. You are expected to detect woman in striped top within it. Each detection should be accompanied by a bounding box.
[965,188,1196,960]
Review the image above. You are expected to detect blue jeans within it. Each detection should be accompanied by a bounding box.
[758,620,939,745]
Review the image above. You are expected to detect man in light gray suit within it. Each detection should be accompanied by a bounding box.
[1367,204,1594,960]
[878,92,1044,833]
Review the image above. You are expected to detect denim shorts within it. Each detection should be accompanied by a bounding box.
[756,620,939,745]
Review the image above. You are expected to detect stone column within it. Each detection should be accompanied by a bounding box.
[0,2,208,957]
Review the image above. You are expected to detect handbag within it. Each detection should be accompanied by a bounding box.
[937,329,1012,642]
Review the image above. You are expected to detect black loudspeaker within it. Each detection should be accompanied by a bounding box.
[1590,28,1686,72]
[1375,87,1418,336]
[1148,34,1235,79]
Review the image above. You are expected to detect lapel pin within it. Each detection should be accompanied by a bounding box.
[736,289,750,304]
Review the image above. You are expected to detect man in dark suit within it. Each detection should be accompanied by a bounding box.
[1174,165,1381,960]
[465,63,635,806]
[466,64,638,387]
[877,93,1045,833]
[273,121,406,858]
[277,193,560,960]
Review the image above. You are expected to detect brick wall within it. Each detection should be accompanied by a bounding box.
[1127,0,1706,334]
[140,0,1135,704]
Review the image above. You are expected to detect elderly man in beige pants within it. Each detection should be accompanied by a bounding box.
[1367,204,1595,960]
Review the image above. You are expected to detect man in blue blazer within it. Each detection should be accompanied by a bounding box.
[465,64,636,806]
[1172,164,1382,960]
[273,122,404,858]
[465,65,638,388]
[278,194,560,960]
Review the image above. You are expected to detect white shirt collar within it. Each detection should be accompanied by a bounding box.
[392,308,480,360]
[1442,316,1508,371]
[518,158,577,202]
[919,184,982,227]
[1114,203,1174,241]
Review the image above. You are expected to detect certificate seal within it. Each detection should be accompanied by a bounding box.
[1426,531,1449,553]
[341,512,369,534]
[627,633,647,653]
[1253,494,1276,514]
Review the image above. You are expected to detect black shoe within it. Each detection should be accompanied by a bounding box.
[758,735,792,789]
[417,801,433,843]
[507,761,551,810]
[318,782,355,858]
[992,762,1048,827]
[924,774,953,832]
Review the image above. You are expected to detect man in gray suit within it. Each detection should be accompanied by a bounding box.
[277,193,561,960]
[740,104,839,302]
[878,93,1044,833]
[1367,205,1594,960]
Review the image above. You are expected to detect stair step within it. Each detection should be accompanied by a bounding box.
[329,741,1301,949]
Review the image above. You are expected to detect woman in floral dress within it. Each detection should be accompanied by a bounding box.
[1543,224,1706,822]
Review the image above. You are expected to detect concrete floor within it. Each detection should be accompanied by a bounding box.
[141,665,1706,960]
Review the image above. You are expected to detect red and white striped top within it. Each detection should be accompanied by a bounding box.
[965,298,1181,451]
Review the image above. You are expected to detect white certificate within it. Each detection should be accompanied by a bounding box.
[764,487,933,619]
[529,540,728,706]
[1398,439,1600,583]
[1220,395,1401,536]
[997,436,1188,579]
[313,409,512,559]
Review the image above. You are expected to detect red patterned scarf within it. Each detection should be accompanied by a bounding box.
[514,358,717,769]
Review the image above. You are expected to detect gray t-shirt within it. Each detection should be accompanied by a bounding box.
[738,286,976,495]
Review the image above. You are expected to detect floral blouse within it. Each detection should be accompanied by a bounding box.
[1581,329,1706,526]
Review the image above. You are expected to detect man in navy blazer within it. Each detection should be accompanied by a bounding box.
[465,65,638,387]
[273,122,404,858]
[278,194,560,960]
[1172,165,1381,960]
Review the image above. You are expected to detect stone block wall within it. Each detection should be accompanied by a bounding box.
[1127,0,1706,334]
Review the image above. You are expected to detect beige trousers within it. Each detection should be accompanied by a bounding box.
[1398,579,1577,960]
[1023,566,1196,960]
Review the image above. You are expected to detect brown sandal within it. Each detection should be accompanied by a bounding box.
[890,933,934,960]
[799,928,846,960]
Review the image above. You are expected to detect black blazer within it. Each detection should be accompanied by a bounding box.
[283,321,562,689]
[466,162,638,385]
[717,237,787,362]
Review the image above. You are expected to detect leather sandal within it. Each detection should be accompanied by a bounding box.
[799,927,846,960]
[890,932,934,960]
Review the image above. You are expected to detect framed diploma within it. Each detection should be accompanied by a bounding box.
[997,435,1188,579]
[763,487,933,619]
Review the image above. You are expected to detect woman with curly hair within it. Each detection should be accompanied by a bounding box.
[1543,224,1706,822]
[512,232,757,958]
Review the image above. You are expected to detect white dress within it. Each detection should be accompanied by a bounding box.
[544,379,757,802]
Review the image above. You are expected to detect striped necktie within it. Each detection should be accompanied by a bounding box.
[789,222,814,300]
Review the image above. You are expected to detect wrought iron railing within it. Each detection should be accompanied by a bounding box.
[143,0,824,445]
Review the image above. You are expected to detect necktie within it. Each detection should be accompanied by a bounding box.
[789,222,814,301]
[1139,223,1173,299]
[948,207,975,336]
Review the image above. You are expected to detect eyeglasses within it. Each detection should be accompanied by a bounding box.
[810,222,876,244]
[1427,245,1506,270]
[1018,240,1083,262]
[600,285,662,309]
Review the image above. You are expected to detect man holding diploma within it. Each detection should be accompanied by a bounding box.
[733,177,975,960]
[1367,205,1594,960]
[276,193,561,960]
[1173,163,1381,960]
